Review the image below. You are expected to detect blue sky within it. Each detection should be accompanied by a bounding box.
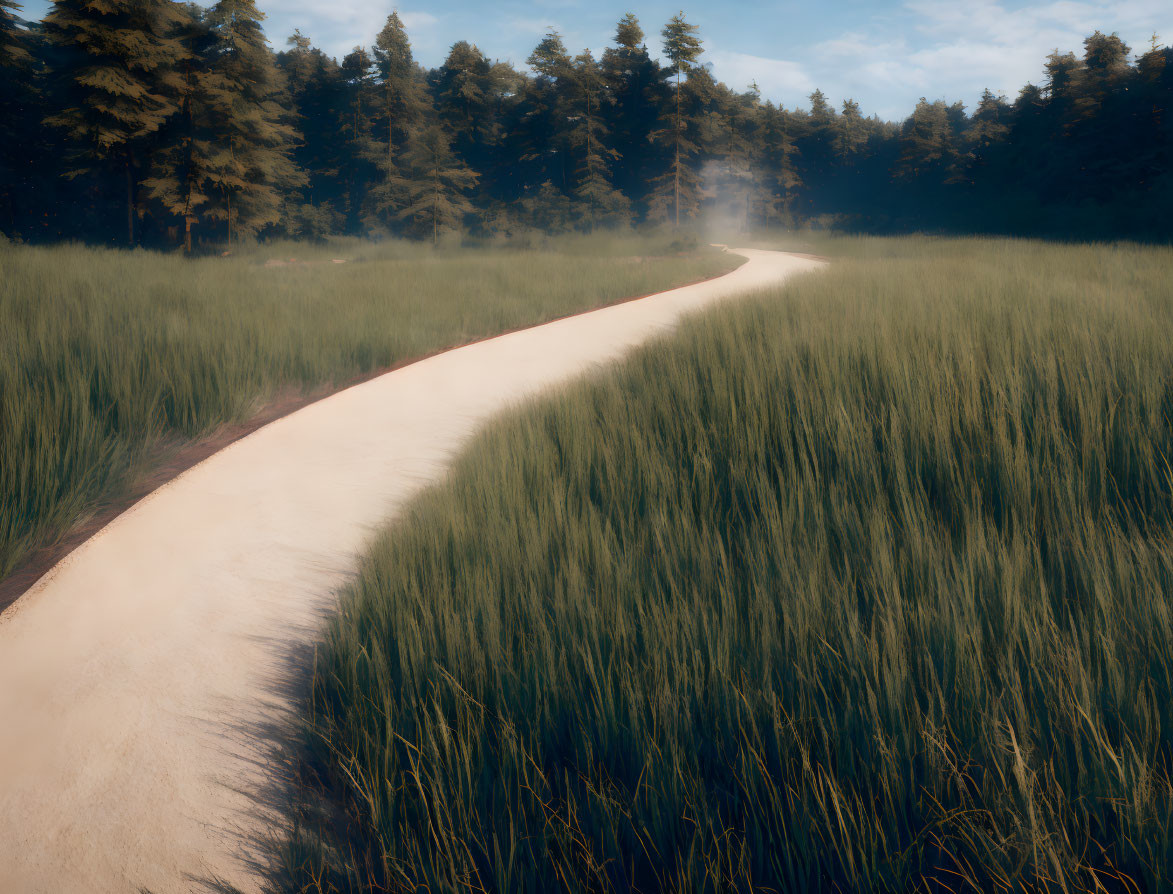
[19,0,1171,120]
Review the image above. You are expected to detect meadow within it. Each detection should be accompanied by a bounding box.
[0,234,737,588]
[289,237,1173,892]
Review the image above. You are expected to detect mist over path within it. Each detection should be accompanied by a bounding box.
[0,249,823,893]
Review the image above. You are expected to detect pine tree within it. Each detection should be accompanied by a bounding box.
[390,124,477,244]
[0,0,33,234]
[1084,30,1130,79]
[1080,36,1130,121]
[894,97,966,187]
[528,30,572,80]
[600,14,663,215]
[754,101,800,229]
[520,180,571,233]
[365,12,426,232]
[570,49,629,228]
[43,0,187,244]
[965,88,1009,177]
[522,29,574,197]
[0,0,29,65]
[968,89,1009,146]
[198,0,304,244]
[339,45,378,229]
[1136,34,1170,163]
[342,46,376,142]
[372,14,422,164]
[277,29,347,231]
[9,16,1173,243]
[614,12,641,51]
[649,11,704,227]
[373,12,417,137]
[1043,49,1082,130]
[1133,37,1172,232]
[833,98,867,161]
[435,40,496,172]
[147,0,304,247]
[140,2,211,250]
[1003,81,1046,200]
[1137,32,1167,84]
[793,87,838,210]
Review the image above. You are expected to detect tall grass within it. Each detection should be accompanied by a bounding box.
[290,238,1173,892]
[0,236,736,581]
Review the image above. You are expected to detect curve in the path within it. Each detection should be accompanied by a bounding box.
[0,249,823,893]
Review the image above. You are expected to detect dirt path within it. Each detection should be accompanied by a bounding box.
[0,260,742,615]
[0,249,823,893]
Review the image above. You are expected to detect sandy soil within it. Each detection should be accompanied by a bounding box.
[0,249,823,893]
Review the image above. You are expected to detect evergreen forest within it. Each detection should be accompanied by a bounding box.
[0,0,1169,247]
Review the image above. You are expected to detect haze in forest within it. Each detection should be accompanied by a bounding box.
[0,1,1169,248]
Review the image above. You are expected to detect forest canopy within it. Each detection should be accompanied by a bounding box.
[0,1,1169,247]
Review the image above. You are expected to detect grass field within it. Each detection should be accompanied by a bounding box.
[0,234,737,584]
[288,237,1173,892]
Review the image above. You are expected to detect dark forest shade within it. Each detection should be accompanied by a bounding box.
[40,0,186,245]
[1,6,1171,246]
[0,0,33,234]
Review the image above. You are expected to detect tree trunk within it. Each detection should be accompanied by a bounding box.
[674,68,681,229]
[227,141,236,247]
[125,157,135,246]
[585,93,594,231]
[3,186,14,235]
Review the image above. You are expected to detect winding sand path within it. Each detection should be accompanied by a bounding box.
[0,249,822,893]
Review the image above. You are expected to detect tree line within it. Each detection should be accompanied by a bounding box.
[0,0,1169,247]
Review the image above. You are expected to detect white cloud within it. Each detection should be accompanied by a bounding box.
[808,0,1171,118]
[271,2,442,58]
[398,11,439,31]
[815,33,917,88]
[708,51,814,104]
[508,16,564,37]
